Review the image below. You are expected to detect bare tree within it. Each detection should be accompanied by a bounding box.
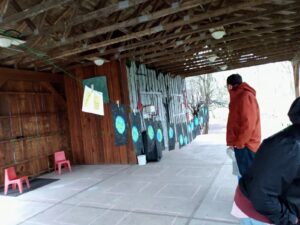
[186,74,228,134]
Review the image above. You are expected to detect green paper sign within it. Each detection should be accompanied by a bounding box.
[83,76,109,103]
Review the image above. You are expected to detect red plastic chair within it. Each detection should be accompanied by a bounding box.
[54,151,71,175]
[4,167,30,195]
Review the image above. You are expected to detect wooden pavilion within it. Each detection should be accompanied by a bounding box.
[0,0,299,183]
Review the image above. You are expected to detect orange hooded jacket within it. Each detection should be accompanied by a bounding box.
[226,82,261,152]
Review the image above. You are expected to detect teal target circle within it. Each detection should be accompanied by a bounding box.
[179,135,184,145]
[115,116,126,134]
[184,136,188,145]
[168,127,174,139]
[147,125,154,140]
[156,129,163,142]
[195,117,199,126]
[131,126,139,143]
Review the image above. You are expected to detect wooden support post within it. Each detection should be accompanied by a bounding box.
[293,61,300,98]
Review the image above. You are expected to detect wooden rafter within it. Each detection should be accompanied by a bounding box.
[176,53,293,76]
[164,45,300,73]
[0,0,72,26]
[45,0,212,50]
[152,35,300,69]
[10,0,36,31]
[62,2,300,64]
[172,48,296,72]
[0,0,10,21]
[41,0,274,60]
[147,25,300,63]
[0,0,299,76]
[158,46,300,71]
[130,11,300,58]
[24,0,150,37]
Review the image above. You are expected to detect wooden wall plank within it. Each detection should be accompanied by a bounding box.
[0,79,70,184]
[0,67,63,83]
[65,60,137,165]
[64,73,84,164]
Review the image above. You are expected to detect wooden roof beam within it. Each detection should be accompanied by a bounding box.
[135,11,300,58]
[10,0,36,31]
[45,0,275,60]
[70,2,300,62]
[153,34,300,69]
[35,28,299,71]
[46,0,213,51]
[24,0,150,37]
[178,55,292,77]
[165,45,300,72]
[0,0,10,22]
[153,40,298,69]
[149,28,300,66]
[0,0,72,27]
[171,51,295,75]
[0,6,76,64]
[130,25,298,63]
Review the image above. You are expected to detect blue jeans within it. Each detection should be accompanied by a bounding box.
[234,147,255,176]
[240,218,269,225]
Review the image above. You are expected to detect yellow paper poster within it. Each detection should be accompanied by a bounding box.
[82,86,104,116]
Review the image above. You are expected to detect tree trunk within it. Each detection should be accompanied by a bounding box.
[203,105,209,134]
[203,123,209,134]
[293,61,300,98]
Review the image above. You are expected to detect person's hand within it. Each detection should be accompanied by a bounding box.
[227,146,234,150]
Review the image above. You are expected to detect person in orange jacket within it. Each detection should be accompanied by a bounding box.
[226,74,261,177]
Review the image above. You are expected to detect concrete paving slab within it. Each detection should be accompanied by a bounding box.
[1,123,240,225]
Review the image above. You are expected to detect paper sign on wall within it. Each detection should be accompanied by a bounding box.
[82,86,104,116]
[83,76,109,103]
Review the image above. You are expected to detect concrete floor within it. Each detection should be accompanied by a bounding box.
[0,124,239,225]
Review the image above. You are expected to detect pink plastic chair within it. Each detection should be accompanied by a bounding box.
[4,167,30,195]
[54,151,71,175]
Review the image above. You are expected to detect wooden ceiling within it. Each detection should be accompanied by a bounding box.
[0,0,299,77]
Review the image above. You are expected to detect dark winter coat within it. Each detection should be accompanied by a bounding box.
[237,97,300,225]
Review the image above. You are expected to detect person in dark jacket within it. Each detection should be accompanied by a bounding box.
[233,97,300,225]
[226,74,261,176]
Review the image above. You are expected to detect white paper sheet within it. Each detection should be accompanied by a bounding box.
[82,86,104,116]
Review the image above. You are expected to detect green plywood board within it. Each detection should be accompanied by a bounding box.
[83,76,109,103]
